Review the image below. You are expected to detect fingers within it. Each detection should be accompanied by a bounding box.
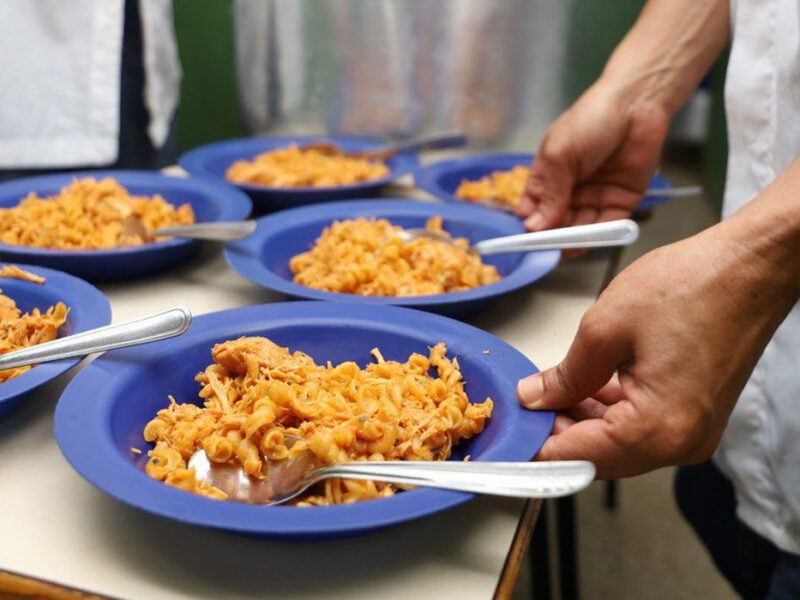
[536,418,629,479]
[518,312,631,411]
[521,137,577,231]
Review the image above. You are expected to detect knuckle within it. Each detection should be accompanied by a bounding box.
[576,311,608,348]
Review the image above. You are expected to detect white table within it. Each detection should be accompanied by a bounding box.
[0,186,614,599]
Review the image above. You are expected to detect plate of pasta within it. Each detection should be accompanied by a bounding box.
[0,263,111,417]
[224,199,561,318]
[0,170,252,281]
[178,135,419,213]
[414,153,673,213]
[54,301,551,540]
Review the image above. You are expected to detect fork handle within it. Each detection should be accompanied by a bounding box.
[380,131,468,155]
[308,460,595,498]
[473,219,639,256]
[155,220,257,241]
[0,307,191,371]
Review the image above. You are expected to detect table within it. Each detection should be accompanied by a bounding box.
[0,186,614,599]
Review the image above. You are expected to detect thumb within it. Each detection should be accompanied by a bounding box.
[517,316,631,410]
[521,138,576,231]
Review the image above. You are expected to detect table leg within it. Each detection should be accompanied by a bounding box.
[556,495,579,600]
[530,500,551,600]
[604,480,618,510]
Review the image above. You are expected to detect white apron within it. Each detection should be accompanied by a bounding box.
[0,0,180,169]
[714,0,800,554]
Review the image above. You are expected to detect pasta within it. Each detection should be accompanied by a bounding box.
[455,165,529,210]
[289,216,501,296]
[143,336,493,505]
[225,144,390,187]
[0,177,195,250]
[0,266,68,383]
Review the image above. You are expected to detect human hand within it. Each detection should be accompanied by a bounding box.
[516,217,800,478]
[517,81,669,232]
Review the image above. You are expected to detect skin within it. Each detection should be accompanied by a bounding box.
[516,0,800,478]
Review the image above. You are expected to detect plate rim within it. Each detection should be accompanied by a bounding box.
[178,134,418,195]
[413,152,672,210]
[54,301,552,537]
[0,263,112,407]
[223,198,561,308]
[0,169,253,258]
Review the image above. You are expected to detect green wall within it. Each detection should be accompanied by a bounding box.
[173,0,245,153]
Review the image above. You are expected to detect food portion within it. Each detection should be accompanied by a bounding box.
[455,165,529,210]
[0,177,195,250]
[0,267,68,383]
[289,216,501,296]
[225,144,390,187]
[143,336,493,505]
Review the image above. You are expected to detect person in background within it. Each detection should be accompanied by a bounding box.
[516,1,800,597]
[0,0,180,182]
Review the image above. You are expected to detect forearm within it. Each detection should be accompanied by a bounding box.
[600,0,730,116]
[716,158,800,314]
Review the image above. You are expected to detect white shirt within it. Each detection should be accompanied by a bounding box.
[0,0,181,169]
[714,0,800,554]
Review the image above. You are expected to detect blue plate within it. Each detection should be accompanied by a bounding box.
[178,135,419,213]
[414,153,672,213]
[0,170,252,281]
[224,200,561,319]
[54,301,551,541]
[0,263,111,418]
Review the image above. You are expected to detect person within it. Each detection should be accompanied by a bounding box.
[514,0,800,597]
[0,0,180,181]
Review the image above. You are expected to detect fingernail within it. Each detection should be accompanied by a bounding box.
[524,213,544,231]
[517,374,545,409]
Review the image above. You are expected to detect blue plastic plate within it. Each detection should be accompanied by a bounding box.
[224,199,561,319]
[178,135,419,213]
[0,263,111,417]
[414,153,672,212]
[54,301,551,541]
[0,170,252,281]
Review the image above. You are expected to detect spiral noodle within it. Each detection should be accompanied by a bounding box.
[0,177,195,250]
[144,336,493,505]
[226,144,389,187]
[289,216,501,296]
[455,165,529,210]
[0,266,68,383]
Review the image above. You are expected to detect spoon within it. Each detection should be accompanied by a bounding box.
[302,131,468,162]
[188,446,595,505]
[397,219,639,256]
[474,185,704,212]
[0,307,191,372]
[122,219,257,243]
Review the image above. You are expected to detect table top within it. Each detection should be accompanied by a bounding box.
[0,184,612,599]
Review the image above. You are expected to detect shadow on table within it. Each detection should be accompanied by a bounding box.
[92,490,519,598]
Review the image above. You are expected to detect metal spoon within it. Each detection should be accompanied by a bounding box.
[0,307,191,372]
[188,446,595,505]
[474,185,704,212]
[397,219,639,256]
[302,131,468,161]
[122,219,257,243]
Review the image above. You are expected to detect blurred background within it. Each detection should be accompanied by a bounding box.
[173,0,727,208]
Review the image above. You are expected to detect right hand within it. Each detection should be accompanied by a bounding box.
[517,81,670,231]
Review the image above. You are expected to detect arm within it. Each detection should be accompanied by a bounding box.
[517,159,800,478]
[518,0,730,230]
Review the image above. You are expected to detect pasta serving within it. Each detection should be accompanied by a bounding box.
[143,336,493,505]
[225,144,390,187]
[455,165,529,210]
[0,266,68,383]
[289,216,501,296]
[0,177,195,250]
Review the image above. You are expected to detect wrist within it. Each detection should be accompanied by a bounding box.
[715,197,800,304]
